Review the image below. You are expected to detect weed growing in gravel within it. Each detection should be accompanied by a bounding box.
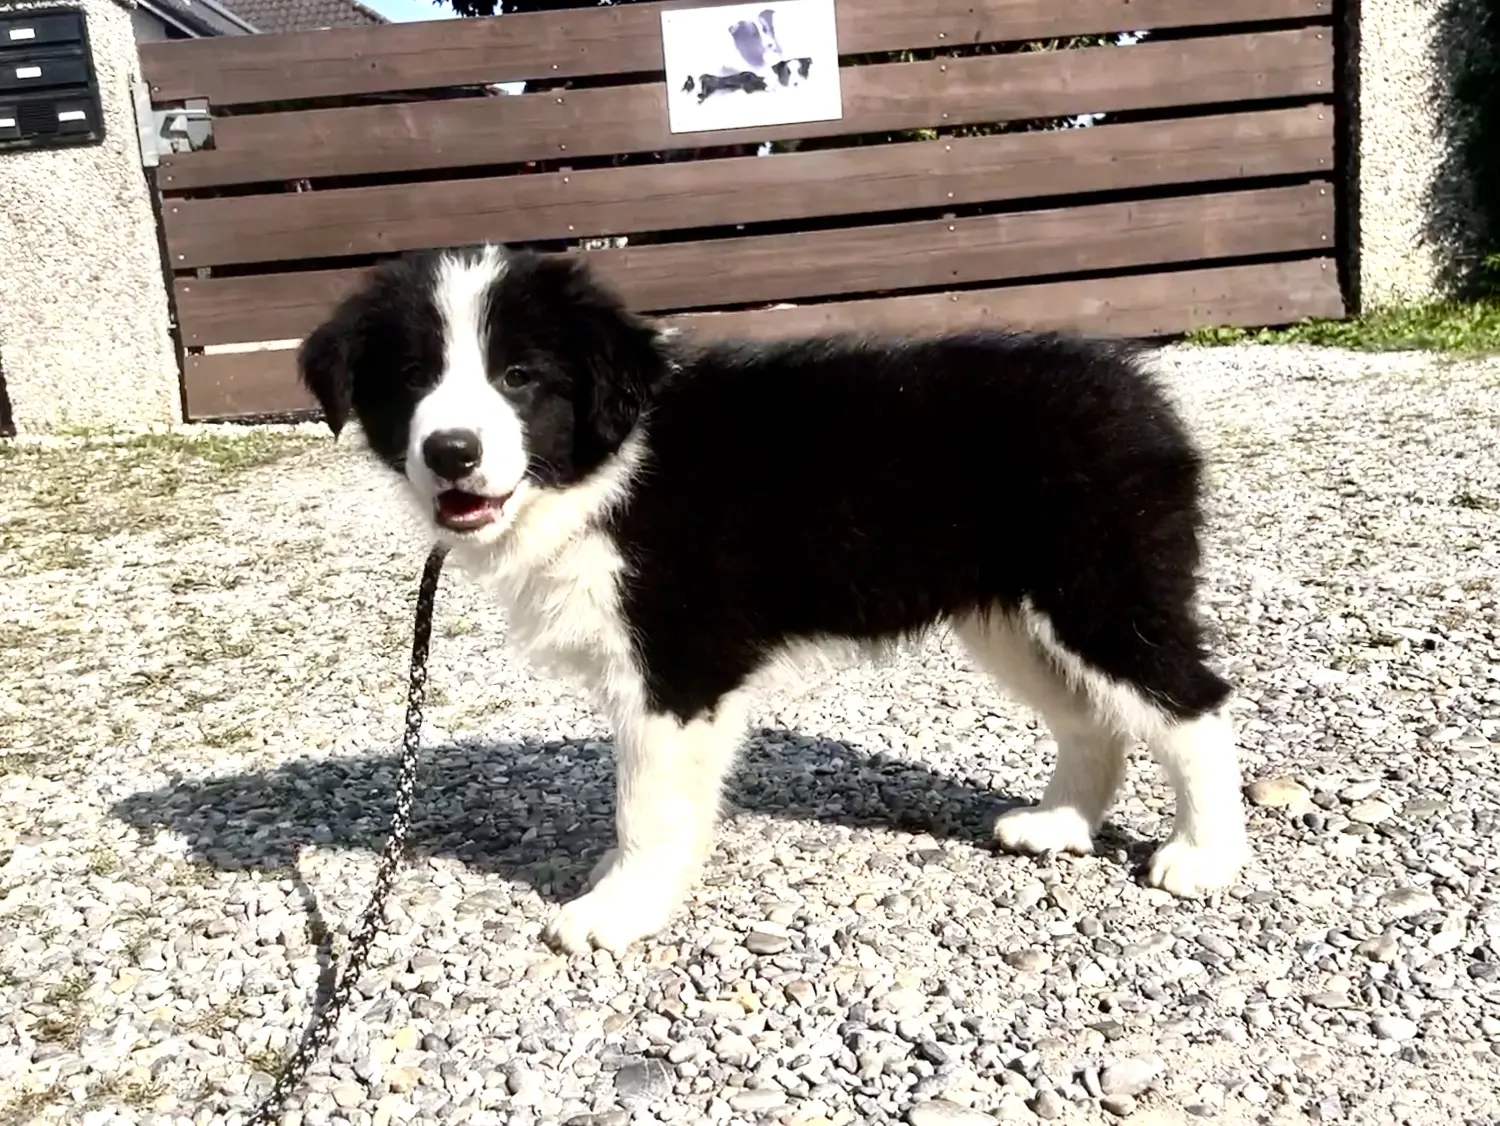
[46,971,92,1004]
[201,721,256,749]
[123,927,160,962]
[1455,490,1499,511]
[245,1048,288,1078]
[0,1089,53,1126]
[34,1009,85,1046]
[90,1075,169,1110]
[189,997,249,1035]
[1185,298,1500,353]
[166,860,220,888]
[0,753,40,776]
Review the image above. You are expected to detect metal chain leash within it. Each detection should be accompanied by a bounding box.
[242,544,449,1126]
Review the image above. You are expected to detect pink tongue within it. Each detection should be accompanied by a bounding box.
[438,491,487,518]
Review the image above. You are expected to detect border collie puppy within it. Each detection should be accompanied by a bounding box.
[298,246,1250,955]
[770,56,813,89]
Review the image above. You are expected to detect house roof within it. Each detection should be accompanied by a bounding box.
[138,0,259,37]
[221,0,388,34]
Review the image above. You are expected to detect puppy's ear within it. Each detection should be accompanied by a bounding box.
[297,312,354,436]
[297,260,403,436]
[532,254,668,455]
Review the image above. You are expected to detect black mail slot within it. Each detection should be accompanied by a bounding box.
[0,47,90,92]
[0,7,102,152]
[0,11,87,49]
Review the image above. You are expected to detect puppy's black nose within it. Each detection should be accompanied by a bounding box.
[422,428,482,481]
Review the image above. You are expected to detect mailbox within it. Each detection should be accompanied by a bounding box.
[0,7,104,152]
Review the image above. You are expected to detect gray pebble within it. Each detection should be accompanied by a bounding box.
[1101,1057,1163,1098]
[745,930,791,956]
[906,1101,999,1126]
[1373,1016,1419,1041]
[728,1087,788,1112]
[1031,1090,1064,1119]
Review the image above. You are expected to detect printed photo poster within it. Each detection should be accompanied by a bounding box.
[661,0,844,134]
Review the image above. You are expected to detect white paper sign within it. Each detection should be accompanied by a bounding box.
[661,0,843,135]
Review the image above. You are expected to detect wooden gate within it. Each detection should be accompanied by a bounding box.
[138,0,1347,422]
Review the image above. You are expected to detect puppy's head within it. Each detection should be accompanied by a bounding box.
[771,56,812,88]
[298,245,666,542]
[729,9,782,69]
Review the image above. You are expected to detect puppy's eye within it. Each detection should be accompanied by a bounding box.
[500,365,534,391]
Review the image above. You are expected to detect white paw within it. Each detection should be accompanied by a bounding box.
[993,806,1096,857]
[1145,835,1248,898]
[585,848,620,891]
[542,867,679,956]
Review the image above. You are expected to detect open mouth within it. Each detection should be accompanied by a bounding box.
[434,489,507,532]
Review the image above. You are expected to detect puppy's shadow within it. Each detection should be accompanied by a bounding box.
[110,728,1152,903]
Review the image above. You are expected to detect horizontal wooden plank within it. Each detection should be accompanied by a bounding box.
[161,28,1332,191]
[662,258,1344,340]
[163,104,1334,270]
[184,351,317,420]
[141,0,1334,106]
[181,257,1342,421]
[177,183,1335,346]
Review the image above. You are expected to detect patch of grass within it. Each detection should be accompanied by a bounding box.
[89,1075,168,1110]
[245,1048,287,1078]
[115,901,163,928]
[1183,298,1500,354]
[89,847,121,876]
[171,569,247,594]
[34,1009,85,1045]
[0,430,320,571]
[166,860,219,888]
[187,1000,245,1035]
[1455,491,1499,511]
[0,1088,54,1126]
[123,927,159,961]
[0,753,41,776]
[46,972,92,1005]
[201,722,255,749]
[15,428,320,471]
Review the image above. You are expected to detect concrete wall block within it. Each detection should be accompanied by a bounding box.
[0,0,181,435]
[1358,0,1490,310]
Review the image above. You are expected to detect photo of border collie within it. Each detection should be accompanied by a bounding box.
[297,245,1251,955]
[678,9,815,104]
[662,0,840,133]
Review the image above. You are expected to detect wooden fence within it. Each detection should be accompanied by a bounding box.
[138,0,1347,422]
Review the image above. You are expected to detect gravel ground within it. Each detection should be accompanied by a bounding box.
[2,344,1499,1126]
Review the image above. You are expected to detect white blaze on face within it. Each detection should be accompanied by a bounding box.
[405,247,529,500]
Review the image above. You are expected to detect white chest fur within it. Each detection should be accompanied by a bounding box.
[447,440,648,720]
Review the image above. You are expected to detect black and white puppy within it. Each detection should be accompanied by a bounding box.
[298,246,1250,955]
[770,56,813,89]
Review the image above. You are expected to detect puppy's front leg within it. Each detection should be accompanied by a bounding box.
[543,702,744,955]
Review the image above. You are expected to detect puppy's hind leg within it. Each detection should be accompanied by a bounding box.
[1019,597,1250,899]
[954,612,1130,859]
[1141,707,1249,897]
[543,697,746,956]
